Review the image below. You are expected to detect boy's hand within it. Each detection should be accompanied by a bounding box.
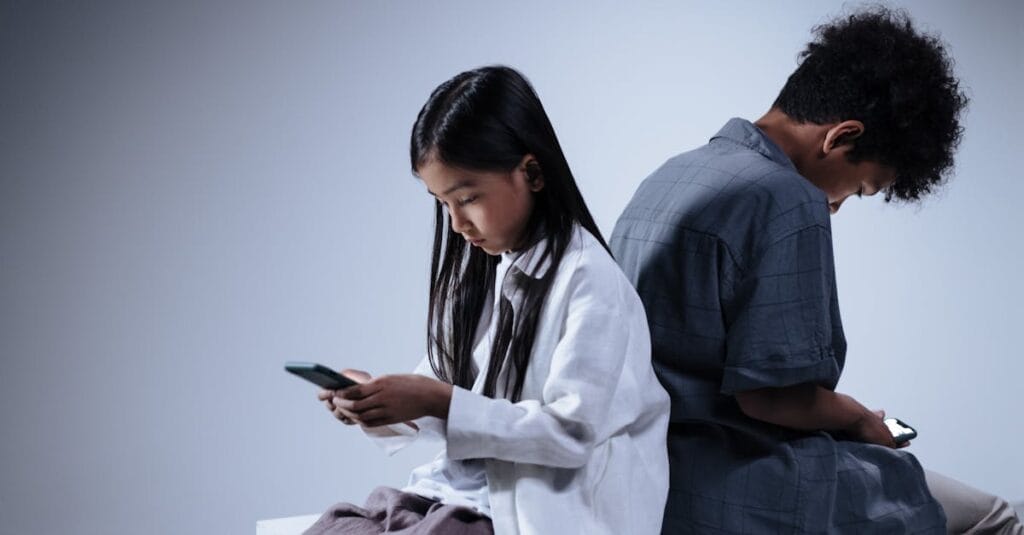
[848,409,908,449]
[317,369,372,425]
[333,374,454,428]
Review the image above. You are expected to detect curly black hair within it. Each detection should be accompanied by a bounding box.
[773,6,968,201]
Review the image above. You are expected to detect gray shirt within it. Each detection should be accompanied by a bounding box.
[610,118,945,533]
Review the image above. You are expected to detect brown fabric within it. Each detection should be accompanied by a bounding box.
[924,470,1024,535]
[303,486,494,535]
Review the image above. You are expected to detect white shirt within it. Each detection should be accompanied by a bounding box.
[366,226,670,535]
[400,253,514,516]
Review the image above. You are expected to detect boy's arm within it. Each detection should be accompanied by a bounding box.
[735,383,899,448]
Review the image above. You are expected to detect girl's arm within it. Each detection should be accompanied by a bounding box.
[401,355,451,441]
[340,258,643,468]
[326,355,451,454]
[443,259,633,468]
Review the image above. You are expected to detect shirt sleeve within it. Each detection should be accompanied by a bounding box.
[721,225,842,394]
[444,257,632,469]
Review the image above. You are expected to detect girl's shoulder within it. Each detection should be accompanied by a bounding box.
[568,225,616,265]
[558,226,632,296]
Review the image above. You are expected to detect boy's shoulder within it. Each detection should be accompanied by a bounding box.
[658,142,825,222]
[622,137,831,263]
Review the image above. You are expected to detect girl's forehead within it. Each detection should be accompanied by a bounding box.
[420,161,509,197]
[419,160,474,194]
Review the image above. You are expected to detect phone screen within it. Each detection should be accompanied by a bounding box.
[883,417,917,444]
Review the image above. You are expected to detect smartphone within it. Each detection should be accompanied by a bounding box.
[884,417,917,444]
[285,361,357,390]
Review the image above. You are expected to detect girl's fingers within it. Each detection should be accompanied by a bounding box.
[343,393,387,414]
[317,389,333,401]
[333,395,381,412]
[332,396,355,411]
[336,406,361,421]
[323,399,335,412]
[355,408,393,426]
[341,369,372,384]
[337,385,363,400]
[333,406,358,425]
[338,384,374,400]
[338,378,386,400]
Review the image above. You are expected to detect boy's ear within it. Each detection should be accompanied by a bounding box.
[822,120,865,155]
[520,154,545,192]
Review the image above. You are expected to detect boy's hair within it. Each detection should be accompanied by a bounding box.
[773,6,968,201]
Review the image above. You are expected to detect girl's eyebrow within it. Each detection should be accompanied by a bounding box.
[428,179,475,198]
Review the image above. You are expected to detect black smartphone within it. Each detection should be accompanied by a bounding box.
[285,361,357,390]
[884,417,917,444]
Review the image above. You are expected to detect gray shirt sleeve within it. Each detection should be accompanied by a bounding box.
[721,224,843,394]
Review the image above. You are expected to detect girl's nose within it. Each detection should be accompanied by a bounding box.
[449,208,471,233]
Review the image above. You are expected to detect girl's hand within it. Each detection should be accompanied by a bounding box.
[333,374,453,428]
[317,369,372,425]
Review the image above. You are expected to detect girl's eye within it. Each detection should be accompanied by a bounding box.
[458,195,478,206]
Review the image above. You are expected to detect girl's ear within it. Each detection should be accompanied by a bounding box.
[520,154,545,192]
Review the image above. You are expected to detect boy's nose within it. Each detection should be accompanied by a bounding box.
[828,196,848,214]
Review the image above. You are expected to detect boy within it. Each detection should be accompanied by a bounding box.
[611,7,1020,534]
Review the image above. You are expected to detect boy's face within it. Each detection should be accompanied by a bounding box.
[810,156,896,214]
[418,156,541,256]
[803,120,897,214]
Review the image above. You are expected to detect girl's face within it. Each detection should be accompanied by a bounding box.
[418,155,543,256]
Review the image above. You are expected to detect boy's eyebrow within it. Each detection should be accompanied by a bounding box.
[427,179,475,197]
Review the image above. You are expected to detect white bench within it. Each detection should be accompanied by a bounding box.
[256,514,320,535]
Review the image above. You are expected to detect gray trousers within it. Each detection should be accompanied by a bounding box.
[926,470,1022,534]
[303,487,493,535]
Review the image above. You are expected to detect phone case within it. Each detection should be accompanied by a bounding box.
[285,361,357,389]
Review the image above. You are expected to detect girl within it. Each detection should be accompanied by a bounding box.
[306,66,669,535]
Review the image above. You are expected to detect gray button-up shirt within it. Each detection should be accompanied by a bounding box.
[611,118,945,533]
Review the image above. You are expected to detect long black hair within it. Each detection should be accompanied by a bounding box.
[410,65,608,402]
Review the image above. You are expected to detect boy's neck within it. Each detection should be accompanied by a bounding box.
[754,108,832,177]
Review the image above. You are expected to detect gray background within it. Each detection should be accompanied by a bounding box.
[1,1,1020,533]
